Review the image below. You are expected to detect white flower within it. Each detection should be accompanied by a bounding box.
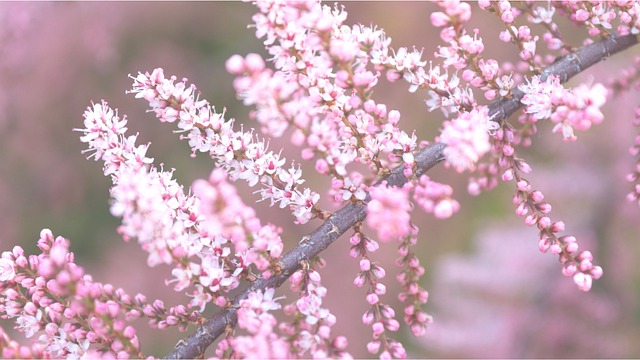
[0,258,15,281]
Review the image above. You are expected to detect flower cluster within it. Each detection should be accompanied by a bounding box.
[438,107,497,172]
[562,1,640,36]
[282,268,349,358]
[412,174,460,219]
[222,288,290,358]
[129,68,320,224]
[229,1,420,198]
[349,230,406,359]
[192,169,285,279]
[366,183,412,243]
[426,0,513,106]
[76,101,245,312]
[217,267,349,358]
[0,229,200,359]
[396,228,433,338]
[519,74,607,141]
[494,126,603,291]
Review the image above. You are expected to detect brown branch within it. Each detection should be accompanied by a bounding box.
[165,33,638,359]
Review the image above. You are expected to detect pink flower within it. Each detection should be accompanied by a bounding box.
[439,106,497,172]
[129,69,320,224]
[519,75,563,120]
[413,175,460,219]
[16,311,43,338]
[296,284,331,326]
[366,184,412,242]
[520,75,607,141]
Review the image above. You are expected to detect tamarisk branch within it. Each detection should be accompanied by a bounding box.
[165,32,638,359]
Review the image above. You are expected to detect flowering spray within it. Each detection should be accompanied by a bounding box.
[2,1,640,358]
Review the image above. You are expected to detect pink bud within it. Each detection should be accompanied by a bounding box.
[515,202,528,216]
[562,262,577,277]
[524,214,537,226]
[359,259,371,271]
[565,242,579,254]
[590,266,604,279]
[349,246,360,258]
[123,326,136,339]
[15,255,28,268]
[372,265,386,279]
[362,310,374,325]
[367,340,381,354]
[366,293,379,305]
[434,200,456,219]
[334,336,348,350]
[23,302,37,315]
[502,143,514,156]
[244,53,265,73]
[365,239,380,252]
[225,54,245,75]
[517,160,532,173]
[537,216,551,229]
[537,202,552,214]
[308,270,321,283]
[575,9,590,22]
[538,238,550,253]
[502,169,514,182]
[573,272,593,291]
[430,12,450,27]
[290,270,303,286]
[580,258,593,272]
[374,283,386,295]
[86,331,99,342]
[372,322,385,337]
[380,304,395,319]
[383,319,398,333]
[386,70,401,82]
[550,221,565,233]
[411,323,427,336]
[517,180,530,191]
[45,323,58,336]
[578,250,593,262]
[314,159,329,174]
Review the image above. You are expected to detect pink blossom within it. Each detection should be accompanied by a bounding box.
[439,106,497,172]
[129,69,320,224]
[430,12,450,28]
[530,3,556,24]
[413,175,460,219]
[520,75,607,141]
[366,184,412,242]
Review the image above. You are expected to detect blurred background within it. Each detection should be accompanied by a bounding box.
[0,2,639,358]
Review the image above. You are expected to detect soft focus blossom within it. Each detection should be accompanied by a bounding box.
[439,107,497,172]
[366,184,412,242]
[413,175,460,219]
